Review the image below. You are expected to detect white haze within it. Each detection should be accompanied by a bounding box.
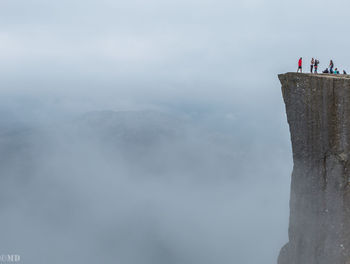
[0,94,291,264]
[2,0,341,262]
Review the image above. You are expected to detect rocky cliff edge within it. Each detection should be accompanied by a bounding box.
[278,72,350,264]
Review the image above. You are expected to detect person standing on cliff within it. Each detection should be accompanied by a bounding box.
[329,60,334,73]
[314,59,319,73]
[310,58,314,73]
[297,57,302,73]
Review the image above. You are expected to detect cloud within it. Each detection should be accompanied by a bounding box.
[0,0,304,263]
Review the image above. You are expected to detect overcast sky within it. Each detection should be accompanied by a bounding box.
[2,0,350,99]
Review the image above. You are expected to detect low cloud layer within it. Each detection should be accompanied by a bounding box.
[0,0,310,262]
[0,99,291,264]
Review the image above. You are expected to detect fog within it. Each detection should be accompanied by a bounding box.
[1,0,342,263]
[0,93,291,263]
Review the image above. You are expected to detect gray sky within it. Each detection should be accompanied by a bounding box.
[2,0,350,95]
[1,0,349,114]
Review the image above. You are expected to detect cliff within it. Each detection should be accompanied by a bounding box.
[278,73,350,264]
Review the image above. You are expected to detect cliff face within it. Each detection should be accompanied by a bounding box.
[278,73,350,264]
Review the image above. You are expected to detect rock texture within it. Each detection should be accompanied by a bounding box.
[278,73,350,264]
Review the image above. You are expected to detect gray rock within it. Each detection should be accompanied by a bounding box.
[278,73,350,264]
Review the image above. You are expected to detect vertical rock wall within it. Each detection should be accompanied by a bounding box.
[278,73,350,264]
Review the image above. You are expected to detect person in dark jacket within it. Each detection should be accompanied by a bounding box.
[323,68,329,74]
[329,60,334,73]
[314,59,319,73]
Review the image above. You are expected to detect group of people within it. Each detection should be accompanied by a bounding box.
[297,57,346,75]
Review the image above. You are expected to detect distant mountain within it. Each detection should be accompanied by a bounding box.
[75,110,236,178]
[77,110,189,146]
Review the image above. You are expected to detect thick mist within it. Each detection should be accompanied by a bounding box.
[0,94,291,264]
[0,0,324,262]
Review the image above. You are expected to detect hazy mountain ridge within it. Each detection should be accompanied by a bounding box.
[0,109,245,180]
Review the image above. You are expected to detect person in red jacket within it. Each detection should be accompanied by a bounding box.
[297,57,302,73]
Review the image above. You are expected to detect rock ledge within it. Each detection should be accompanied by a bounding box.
[278,72,350,264]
